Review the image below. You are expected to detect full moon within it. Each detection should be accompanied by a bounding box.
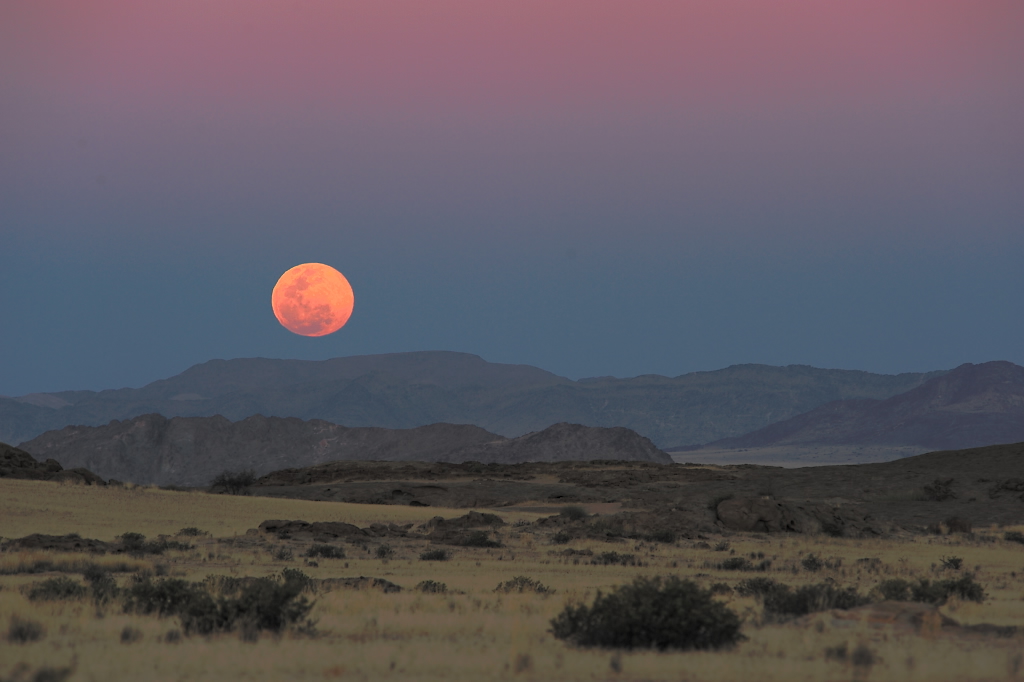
[271,263,354,337]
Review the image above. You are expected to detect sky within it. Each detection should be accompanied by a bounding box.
[1,1,1022,395]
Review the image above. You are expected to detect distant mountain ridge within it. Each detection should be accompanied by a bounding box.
[18,414,670,486]
[0,351,943,448]
[703,361,1024,452]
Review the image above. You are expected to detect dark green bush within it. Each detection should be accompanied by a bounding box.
[305,544,345,559]
[7,615,45,643]
[550,576,742,651]
[416,580,448,594]
[375,544,395,559]
[495,576,552,594]
[419,549,450,561]
[27,577,88,602]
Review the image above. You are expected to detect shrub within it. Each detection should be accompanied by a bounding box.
[560,506,588,521]
[761,583,868,617]
[875,575,985,604]
[713,541,730,552]
[123,577,204,617]
[1004,531,1024,545]
[27,577,88,602]
[271,546,294,561]
[419,549,451,561]
[551,531,572,545]
[118,532,193,557]
[495,576,553,594]
[736,577,868,617]
[416,580,448,594]
[305,544,346,559]
[177,527,208,537]
[876,578,913,601]
[375,544,395,560]
[124,572,314,636]
[718,557,770,571]
[550,576,742,651]
[210,470,257,495]
[120,625,143,644]
[646,529,677,544]
[84,564,120,604]
[913,575,985,604]
[462,531,501,548]
[801,554,824,572]
[735,577,787,599]
[591,552,638,567]
[940,556,963,570]
[709,582,733,595]
[944,517,972,534]
[922,478,956,502]
[7,615,45,643]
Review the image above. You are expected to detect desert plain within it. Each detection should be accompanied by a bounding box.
[3,448,1024,682]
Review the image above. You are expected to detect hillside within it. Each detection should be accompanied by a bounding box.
[18,414,670,486]
[703,361,1024,452]
[1,351,942,447]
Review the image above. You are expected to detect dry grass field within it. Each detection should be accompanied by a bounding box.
[2,478,1024,681]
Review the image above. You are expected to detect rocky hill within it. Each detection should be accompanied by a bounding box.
[18,414,670,486]
[703,361,1024,452]
[1,351,942,448]
[0,441,106,485]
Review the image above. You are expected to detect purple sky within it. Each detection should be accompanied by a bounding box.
[2,1,1022,395]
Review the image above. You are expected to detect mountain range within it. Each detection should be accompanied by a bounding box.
[1,351,942,448]
[18,415,670,486]
[702,361,1024,452]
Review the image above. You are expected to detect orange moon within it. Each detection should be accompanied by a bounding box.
[271,263,354,337]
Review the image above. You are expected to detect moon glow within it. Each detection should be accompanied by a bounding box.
[271,263,354,337]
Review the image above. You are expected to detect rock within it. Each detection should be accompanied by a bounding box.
[3,533,110,553]
[316,577,402,593]
[716,497,883,537]
[0,441,104,485]
[258,519,368,541]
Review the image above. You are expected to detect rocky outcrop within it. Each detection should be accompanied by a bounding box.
[0,441,105,485]
[19,415,670,487]
[716,496,885,537]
